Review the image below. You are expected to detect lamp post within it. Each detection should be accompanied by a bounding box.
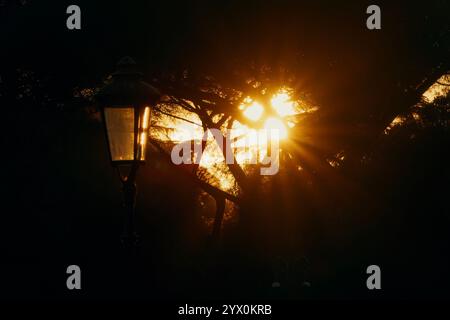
[96,57,161,248]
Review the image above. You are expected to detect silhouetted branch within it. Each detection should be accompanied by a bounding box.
[149,138,241,205]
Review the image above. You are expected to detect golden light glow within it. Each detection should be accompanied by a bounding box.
[264,117,288,139]
[138,131,147,160]
[271,89,299,117]
[142,107,150,129]
[150,105,204,143]
[243,101,264,121]
[384,115,407,134]
[149,88,303,191]
[422,75,450,102]
[139,132,147,146]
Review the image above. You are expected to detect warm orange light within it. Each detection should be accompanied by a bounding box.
[149,88,303,191]
[264,117,288,139]
[142,107,150,129]
[243,101,264,121]
[271,90,298,117]
[139,132,147,146]
[422,75,450,102]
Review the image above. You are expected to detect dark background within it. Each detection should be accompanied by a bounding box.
[0,0,449,300]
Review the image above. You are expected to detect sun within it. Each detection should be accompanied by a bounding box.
[264,117,288,139]
[270,89,299,117]
[243,101,264,121]
[149,88,300,192]
[240,88,297,140]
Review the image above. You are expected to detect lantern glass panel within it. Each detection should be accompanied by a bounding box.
[104,107,135,161]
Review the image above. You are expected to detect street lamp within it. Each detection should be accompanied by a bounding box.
[96,57,161,248]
